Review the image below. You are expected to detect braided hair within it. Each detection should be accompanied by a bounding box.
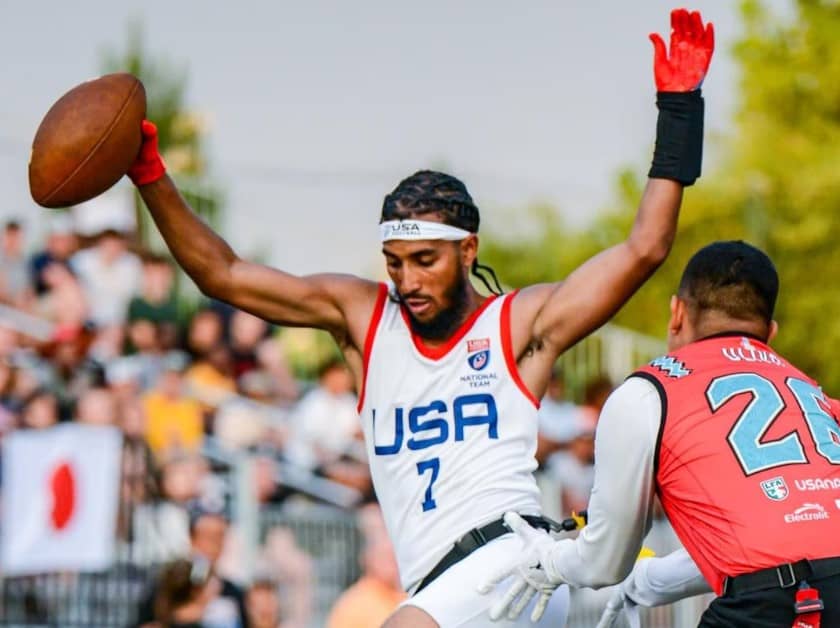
[380,170,503,295]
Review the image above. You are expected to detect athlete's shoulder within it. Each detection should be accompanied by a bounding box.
[299,273,383,316]
[501,283,552,338]
[311,275,386,348]
[322,274,384,301]
[504,283,550,316]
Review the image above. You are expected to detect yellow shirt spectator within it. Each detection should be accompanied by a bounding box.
[184,357,236,409]
[326,576,406,628]
[143,389,204,456]
[327,521,405,628]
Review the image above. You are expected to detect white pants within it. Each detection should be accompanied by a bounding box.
[400,534,570,627]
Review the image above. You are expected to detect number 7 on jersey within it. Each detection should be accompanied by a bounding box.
[416,457,441,512]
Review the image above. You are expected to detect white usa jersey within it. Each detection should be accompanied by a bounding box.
[358,284,542,591]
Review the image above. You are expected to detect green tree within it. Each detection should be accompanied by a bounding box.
[100,20,223,246]
[482,0,840,392]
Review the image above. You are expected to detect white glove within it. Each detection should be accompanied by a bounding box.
[597,549,709,627]
[477,512,562,622]
[595,584,640,628]
[595,586,624,628]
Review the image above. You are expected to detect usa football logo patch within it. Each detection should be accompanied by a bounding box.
[467,338,490,371]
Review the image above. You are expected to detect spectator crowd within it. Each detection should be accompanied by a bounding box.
[0,215,386,628]
[0,214,608,628]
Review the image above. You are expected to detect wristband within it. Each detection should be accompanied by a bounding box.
[648,90,704,186]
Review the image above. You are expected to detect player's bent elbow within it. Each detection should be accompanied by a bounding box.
[196,280,223,301]
[627,236,672,273]
[580,571,626,590]
[175,250,239,302]
[573,557,634,589]
[192,269,233,302]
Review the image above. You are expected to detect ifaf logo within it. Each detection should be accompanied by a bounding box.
[760,476,789,501]
[467,338,490,371]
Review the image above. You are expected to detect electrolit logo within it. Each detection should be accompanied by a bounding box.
[784,503,829,524]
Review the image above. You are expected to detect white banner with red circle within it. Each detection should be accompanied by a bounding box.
[1,423,122,575]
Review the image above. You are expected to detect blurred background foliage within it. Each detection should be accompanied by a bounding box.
[101,22,227,335]
[101,21,223,245]
[482,0,840,393]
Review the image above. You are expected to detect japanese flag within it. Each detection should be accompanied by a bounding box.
[1,423,122,575]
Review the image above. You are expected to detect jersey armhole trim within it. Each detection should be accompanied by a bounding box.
[501,291,540,409]
[357,282,388,413]
[627,371,668,478]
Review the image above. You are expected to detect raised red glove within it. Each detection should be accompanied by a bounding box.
[649,8,714,92]
[128,120,166,186]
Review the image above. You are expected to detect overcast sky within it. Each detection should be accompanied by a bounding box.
[0,0,789,277]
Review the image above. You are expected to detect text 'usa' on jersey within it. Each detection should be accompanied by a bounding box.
[358,287,543,591]
[635,334,840,594]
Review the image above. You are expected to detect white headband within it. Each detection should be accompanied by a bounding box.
[380,220,473,242]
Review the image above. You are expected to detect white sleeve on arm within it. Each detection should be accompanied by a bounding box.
[543,376,663,588]
[623,548,712,606]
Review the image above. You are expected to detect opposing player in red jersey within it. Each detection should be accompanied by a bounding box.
[484,241,840,627]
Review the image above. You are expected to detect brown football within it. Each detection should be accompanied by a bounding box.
[29,73,146,208]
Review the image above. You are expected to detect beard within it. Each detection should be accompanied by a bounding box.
[398,271,470,342]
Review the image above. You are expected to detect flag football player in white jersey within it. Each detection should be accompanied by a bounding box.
[124,9,712,626]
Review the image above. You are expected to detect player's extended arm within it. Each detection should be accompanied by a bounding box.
[596,549,711,628]
[531,9,714,355]
[128,124,377,338]
[619,548,711,607]
[479,376,664,622]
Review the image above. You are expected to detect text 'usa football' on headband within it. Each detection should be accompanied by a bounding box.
[380,220,473,242]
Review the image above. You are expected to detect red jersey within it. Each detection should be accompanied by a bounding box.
[635,334,840,594]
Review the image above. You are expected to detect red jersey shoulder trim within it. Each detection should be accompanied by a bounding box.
[357,282,388,412]
[501,291,540,409]
[399,294,498,361]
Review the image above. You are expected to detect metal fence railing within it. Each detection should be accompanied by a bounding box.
[0,562,156,628]
[260,504,363,627]
[1,507,715,628]
[0,510,715,628]
[0,506,362,628]
[564,588,715,627]
[557,323,665,399]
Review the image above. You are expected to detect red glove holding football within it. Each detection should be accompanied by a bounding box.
[128,120,167,186]
[650,8,714,92]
